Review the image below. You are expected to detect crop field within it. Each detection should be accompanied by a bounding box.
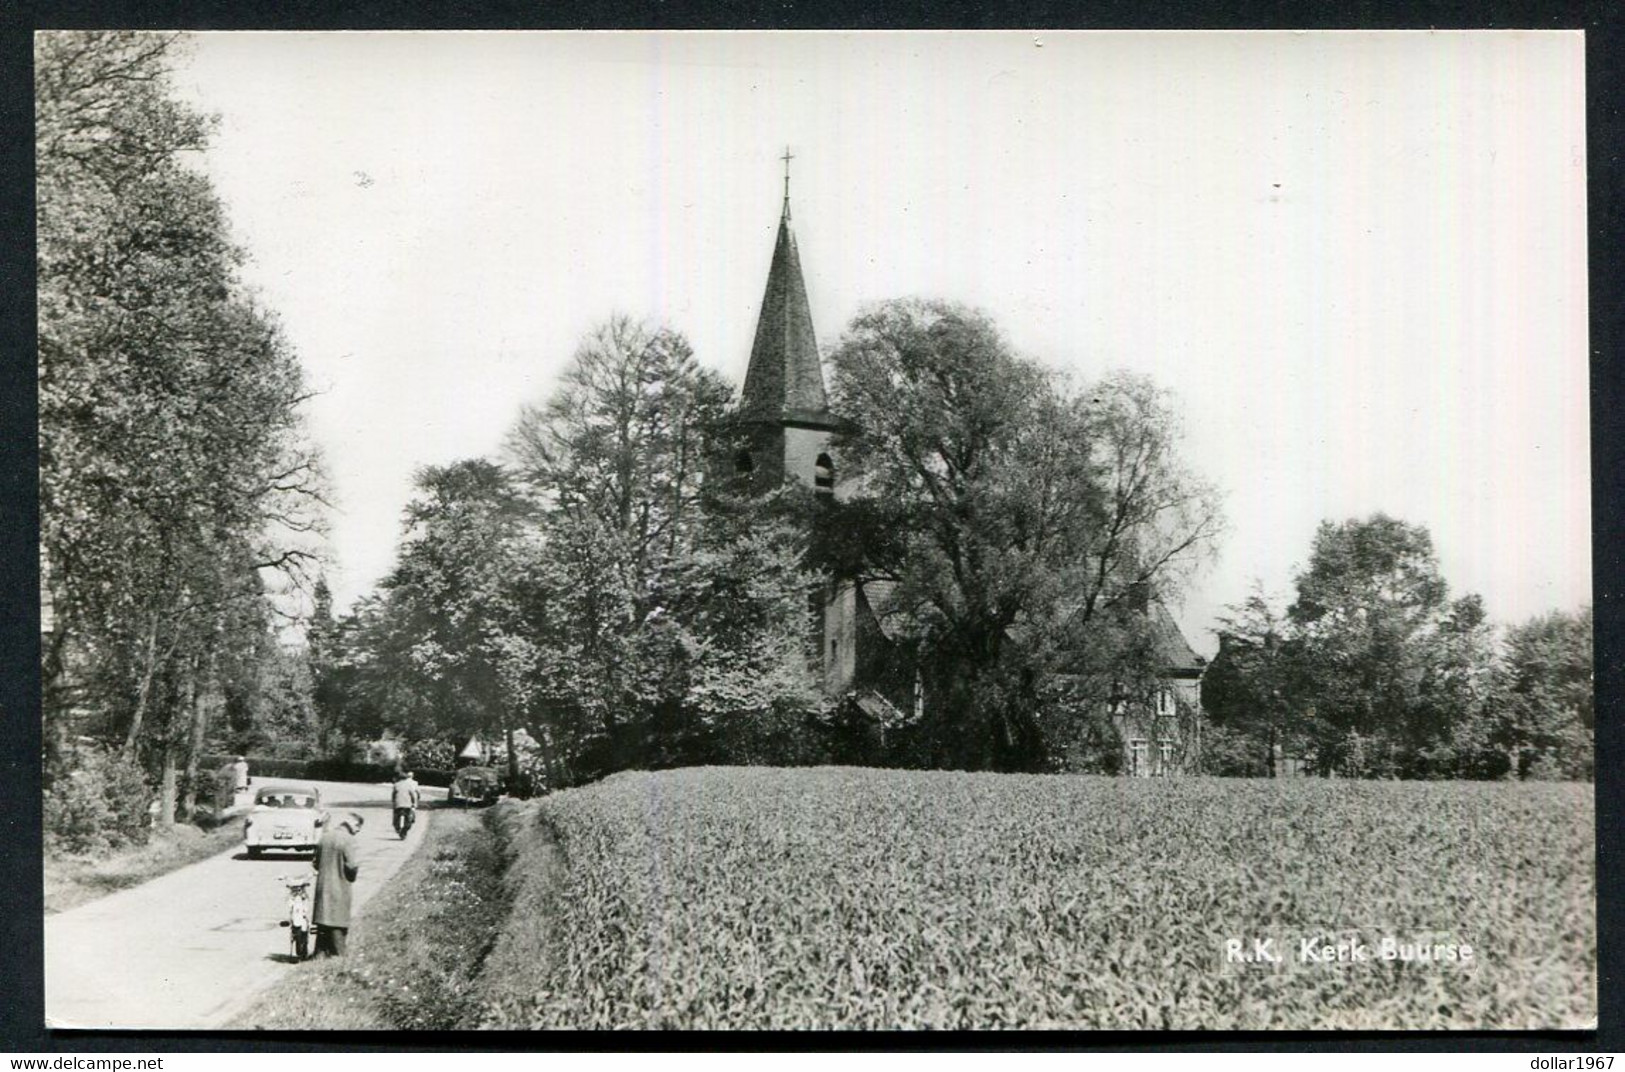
[478,767,1594,1030]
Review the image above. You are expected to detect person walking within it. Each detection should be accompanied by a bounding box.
[391,770,421,839]
[231,756,250,793]
[312,812,363,957]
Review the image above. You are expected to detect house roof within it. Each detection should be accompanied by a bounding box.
[739,207,831,423]
[1151,601,1206,676]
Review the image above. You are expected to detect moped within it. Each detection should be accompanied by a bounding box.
[278,872,314,960]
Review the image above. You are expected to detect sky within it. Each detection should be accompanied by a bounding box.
[171,31,1590,652]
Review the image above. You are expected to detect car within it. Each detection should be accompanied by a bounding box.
[243,784,327,856]
[448,766,503,806]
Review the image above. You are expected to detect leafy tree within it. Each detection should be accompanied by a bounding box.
[826,298,1222,771]
[1202,584,1306,776]
[1414,593,1501,777]
[1495,606,1593,779]
[38,32,325,829]
[366,460,539,784]
[506,317,818,778]
[1287,514,1494,777]
[306,578,344,754]
[508,316,729,572]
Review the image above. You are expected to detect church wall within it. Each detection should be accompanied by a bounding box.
[783,425,835,490]
[823,582,859,694]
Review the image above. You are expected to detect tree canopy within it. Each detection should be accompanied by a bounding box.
[1208,515,1588,780]
[826,298,1222,771]
[38,32,326,830]
[318,316,821,787]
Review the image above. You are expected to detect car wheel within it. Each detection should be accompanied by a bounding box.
[246,846,263,858]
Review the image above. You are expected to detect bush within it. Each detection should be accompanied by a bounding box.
[404,739,456,771]
[413,768,453,789]
[1199,723,1269,777]
[44,745,154,856]
[706,705,833,768]
[198,754,404,786]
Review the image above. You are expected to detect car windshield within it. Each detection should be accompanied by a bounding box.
[257,791,317,809]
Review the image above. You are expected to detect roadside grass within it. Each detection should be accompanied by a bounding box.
[45,820,244,915]
[231,805,513,1031]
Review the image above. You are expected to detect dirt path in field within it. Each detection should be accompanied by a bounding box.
[45,780,445,1030]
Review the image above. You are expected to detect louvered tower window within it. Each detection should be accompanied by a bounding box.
[814,452,835,492]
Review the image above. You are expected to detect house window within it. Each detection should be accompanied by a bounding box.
[830,638,839,665]
[1158,740,1174,776]
[735,450,754,474]
[1129,738,1148,778]
[814,452,835,493]
[1156,688,1173,718]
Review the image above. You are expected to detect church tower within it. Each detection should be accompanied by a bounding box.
[732,150,841,495]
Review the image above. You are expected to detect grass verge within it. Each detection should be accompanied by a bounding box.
[230,806,513,1031]
[45,820,245,915]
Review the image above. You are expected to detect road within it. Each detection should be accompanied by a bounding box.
[45,779,443,1030]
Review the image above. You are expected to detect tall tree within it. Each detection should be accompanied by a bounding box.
[1495,606,1593,778]
[38,32,325,826]
[505,316,818,778]
[1202,584,1305,776]
[369,460,539,783]
[1287,514,1491,777]
[826,298,1222,771]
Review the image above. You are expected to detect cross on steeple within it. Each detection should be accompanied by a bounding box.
[780,146,794,220]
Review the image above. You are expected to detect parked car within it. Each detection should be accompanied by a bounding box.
[243,784,327,856]
[448,766,503,806]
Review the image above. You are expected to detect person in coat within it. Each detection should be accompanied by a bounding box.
[312,811,363,957]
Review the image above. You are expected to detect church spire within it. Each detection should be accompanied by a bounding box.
[740,150,831,424]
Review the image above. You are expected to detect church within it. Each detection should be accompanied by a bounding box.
[726,169,1207,776]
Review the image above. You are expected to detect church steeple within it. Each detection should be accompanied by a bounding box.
[740,150,830,424]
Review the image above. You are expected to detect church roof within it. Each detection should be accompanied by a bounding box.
[859,580,910,641]
[740,208,832,425]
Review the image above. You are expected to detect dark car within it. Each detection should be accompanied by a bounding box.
[448,766,503,806]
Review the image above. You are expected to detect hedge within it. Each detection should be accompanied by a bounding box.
[199,755,454,789]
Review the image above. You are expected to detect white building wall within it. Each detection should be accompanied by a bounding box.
[823,581,859,694]
[783,425,835,489]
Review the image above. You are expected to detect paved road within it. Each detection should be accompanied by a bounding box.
[45,779,444,1030]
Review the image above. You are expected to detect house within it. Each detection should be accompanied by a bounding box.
[1113,600,1208,777]
[726,164,1206,772]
